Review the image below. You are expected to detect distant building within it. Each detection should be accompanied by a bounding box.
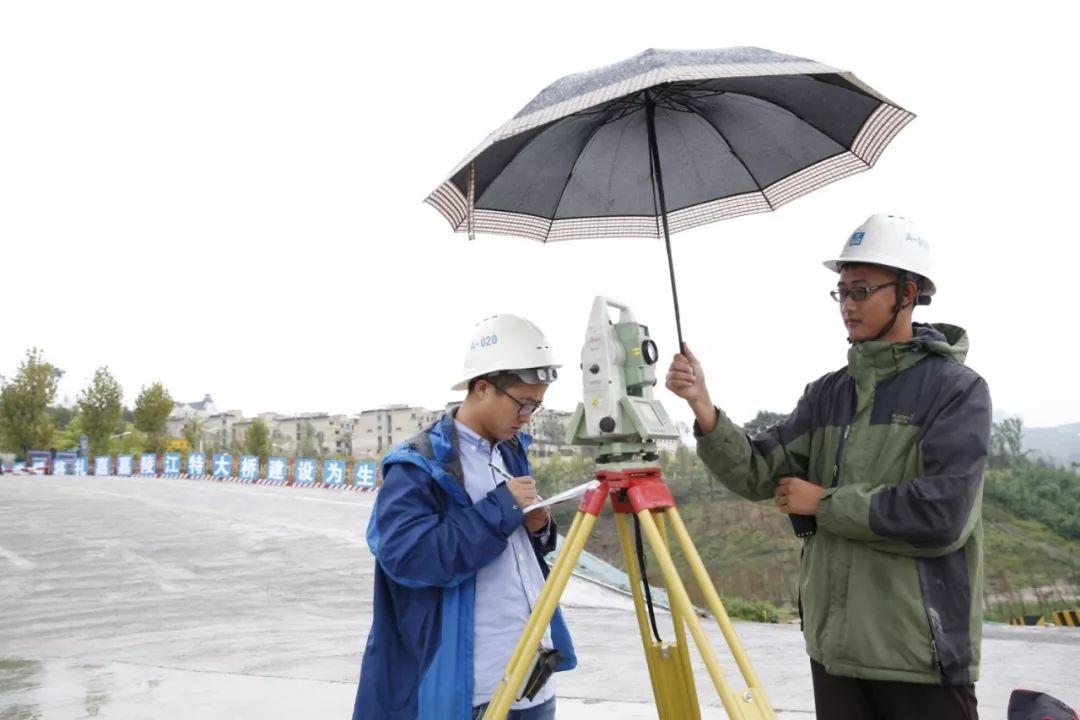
[157,394,653,460]
[166,394,217,439]
[524,406,683,457]
[352,405,441,456]
[200,410,244,452]
[230,412,285,454]
[525,408,575,457]
[171,393,217,420]
[270,414,356,458]
[655,437,682,455]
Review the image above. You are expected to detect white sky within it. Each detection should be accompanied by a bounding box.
[2,0,1077,428]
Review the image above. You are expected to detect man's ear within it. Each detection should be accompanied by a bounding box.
[903,278,920,309]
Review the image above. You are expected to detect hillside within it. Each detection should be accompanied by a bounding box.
[542,470,1080,623]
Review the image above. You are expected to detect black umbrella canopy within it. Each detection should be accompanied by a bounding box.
[427,47,913,346]
[427,47,913,242]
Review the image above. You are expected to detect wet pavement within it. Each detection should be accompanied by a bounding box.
[2,475,1077,719]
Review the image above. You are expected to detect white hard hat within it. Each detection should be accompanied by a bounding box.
[823,214,936,298]
[452,314,561,391]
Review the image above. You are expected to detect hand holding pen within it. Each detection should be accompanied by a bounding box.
[490,463,549,532]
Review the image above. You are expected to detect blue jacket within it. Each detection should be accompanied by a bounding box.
[352,411,577,720]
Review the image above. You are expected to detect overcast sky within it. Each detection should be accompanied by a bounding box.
[2,0,1077,429]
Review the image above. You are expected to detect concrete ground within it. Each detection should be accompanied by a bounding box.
[1,475,1076,719]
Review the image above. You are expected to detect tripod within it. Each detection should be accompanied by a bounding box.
[482,465,776,720]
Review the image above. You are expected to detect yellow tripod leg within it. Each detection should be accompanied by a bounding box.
[614,513,700,719]
[665,507,773,717]
[483,509,595,720]
[636,509,775,720]
[655,512,700,714]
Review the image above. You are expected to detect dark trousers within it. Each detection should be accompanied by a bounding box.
[811,660,978,720]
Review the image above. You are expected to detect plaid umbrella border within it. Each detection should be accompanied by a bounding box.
[425,102,913,242]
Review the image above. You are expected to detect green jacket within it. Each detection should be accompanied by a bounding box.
[696,324,991,685]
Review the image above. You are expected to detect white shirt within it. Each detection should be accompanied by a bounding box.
[455,420,554,710]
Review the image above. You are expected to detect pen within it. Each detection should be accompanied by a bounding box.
[489,463,543,510]
[488,463,514,483]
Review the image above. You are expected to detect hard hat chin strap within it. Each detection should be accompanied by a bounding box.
[861,306,904,344]
[849,270,919,345]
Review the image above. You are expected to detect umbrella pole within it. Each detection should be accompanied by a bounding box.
[645,93,685,352]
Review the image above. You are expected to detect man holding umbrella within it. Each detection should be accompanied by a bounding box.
[666,214,989,719]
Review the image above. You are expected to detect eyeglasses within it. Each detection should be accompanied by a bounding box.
[494,386,542,416]
[830,281,898,303]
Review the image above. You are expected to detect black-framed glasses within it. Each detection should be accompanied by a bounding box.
[830,281,898,303]
[494,386,542,416]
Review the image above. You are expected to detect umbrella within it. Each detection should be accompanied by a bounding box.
[425,47,914,347]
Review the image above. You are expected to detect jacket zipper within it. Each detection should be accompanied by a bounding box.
[831,385,858,487]
[831,425,851,487]
[926,608,947,677]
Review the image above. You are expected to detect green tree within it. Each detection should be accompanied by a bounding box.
[49,405,75,430]
[990,417,1026,468]
[245,419,271,457]
[660,443,717,499]
[77,367,124,456]
[985,464,1080,539]
[52,412,85,451]
[565,452,595,488]
[670,444,700,488]
[742,410,787,437]
[133,382,174,454]
[298,422,323,458]
[109,424,147,455]
[0,348,64,457]
[182,417,204,449]
[533,452,567,496]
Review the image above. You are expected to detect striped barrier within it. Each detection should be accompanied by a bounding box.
[1010,611,1080,627]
